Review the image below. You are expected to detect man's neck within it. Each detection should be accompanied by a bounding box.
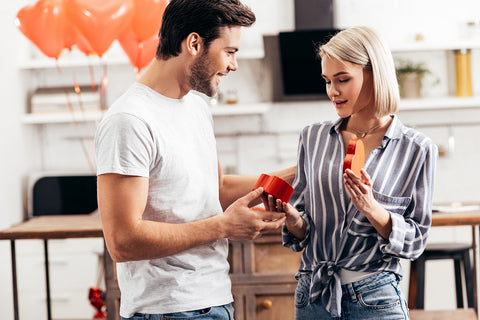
[138,58,191,99]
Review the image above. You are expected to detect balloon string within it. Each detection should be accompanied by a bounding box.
[55,59,62,74]
[89,63,97,93]
[73,75,85,113]
[135,43,143,80]
[100,61,108,110]
[80,137,96,174]
[64,88,78,125]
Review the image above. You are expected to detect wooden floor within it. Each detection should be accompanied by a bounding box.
[409,308,477,320]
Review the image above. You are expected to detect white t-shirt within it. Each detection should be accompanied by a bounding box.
[95,83,232,317]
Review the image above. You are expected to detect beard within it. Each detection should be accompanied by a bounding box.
[189,49,217,97]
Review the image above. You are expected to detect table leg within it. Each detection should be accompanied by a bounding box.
[44,240,52,320]
[471,225,479,319]
[10,240,19,320]
[475,226,480,318]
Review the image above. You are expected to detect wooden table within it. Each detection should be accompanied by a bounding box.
[0,214,103,320]
[431,208,480,317]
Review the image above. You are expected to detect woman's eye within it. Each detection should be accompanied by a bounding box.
[339,78,350,83]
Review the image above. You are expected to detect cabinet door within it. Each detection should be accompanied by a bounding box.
[254,293,295,320]
[246,232,302,275]
[232,283,297,320]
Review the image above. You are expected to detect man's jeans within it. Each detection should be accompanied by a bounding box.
[121,304,234,320]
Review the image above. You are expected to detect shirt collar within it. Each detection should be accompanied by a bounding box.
[329,114,404,142]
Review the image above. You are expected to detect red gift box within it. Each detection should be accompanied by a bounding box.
[253,174,294,203]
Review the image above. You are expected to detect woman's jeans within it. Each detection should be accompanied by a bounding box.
[121,303,234,320]
[295,272,409,320]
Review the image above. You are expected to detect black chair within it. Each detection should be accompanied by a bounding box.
[408,242,474,309]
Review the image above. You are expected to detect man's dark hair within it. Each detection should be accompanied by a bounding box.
[156,0,255,59]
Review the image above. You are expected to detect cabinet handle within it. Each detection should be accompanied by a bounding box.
[262,299,273,309]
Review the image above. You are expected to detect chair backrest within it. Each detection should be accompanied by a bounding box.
[28,173,98,218]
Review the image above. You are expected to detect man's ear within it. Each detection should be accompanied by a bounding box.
[185,32,203,56]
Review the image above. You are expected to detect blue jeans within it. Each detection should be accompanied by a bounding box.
[121,304,234,320]
[295,272,409,320]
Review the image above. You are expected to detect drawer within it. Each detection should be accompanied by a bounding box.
[232,282,297,320]
[255,293,295,320]
[20,289,99,320]
[252,235,302,274]
[230,232,302,276]
[16,251,102,291]
[15,238,103,255]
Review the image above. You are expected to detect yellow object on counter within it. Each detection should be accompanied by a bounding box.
[455,49,473,96]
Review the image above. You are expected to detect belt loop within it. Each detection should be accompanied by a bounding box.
[346,282,358,302]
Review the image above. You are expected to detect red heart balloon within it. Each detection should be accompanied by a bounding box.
[16,0,67,59]
[118,30,158,72]
[131,0,168,42]
[64,20,93,55]
[66,0,135,57]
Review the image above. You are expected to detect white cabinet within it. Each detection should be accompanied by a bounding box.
[15,238,104,320]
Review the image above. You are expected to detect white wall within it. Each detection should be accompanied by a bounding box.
[335,0,480,43]
[1,0,480,319]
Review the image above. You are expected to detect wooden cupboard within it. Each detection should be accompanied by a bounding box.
[104,230,302,320]
[229,230,303,320]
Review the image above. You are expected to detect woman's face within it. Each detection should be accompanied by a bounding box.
[321,56,374,118]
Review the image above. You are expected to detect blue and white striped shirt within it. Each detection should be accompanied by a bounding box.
[283,115,438,317]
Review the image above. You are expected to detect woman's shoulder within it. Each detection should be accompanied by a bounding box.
[301,119,337,135]
[402,126,435,147]
[389,116,434,147]
[395,123,437,156]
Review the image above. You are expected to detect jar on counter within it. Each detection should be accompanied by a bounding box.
[454,49,473,97]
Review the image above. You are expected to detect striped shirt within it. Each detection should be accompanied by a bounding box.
[283,115,438,317]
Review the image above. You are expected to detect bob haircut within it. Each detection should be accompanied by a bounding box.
[156,0,255,59]
[319,26,399,117]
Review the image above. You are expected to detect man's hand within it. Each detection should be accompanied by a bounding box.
[222,188,286,241]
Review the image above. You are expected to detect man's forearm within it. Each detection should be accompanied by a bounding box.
[218,165,296,210]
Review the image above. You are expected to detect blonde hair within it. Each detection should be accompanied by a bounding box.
[319,26,399,117]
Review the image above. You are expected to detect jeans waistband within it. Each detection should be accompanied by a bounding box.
[343,271,397,303]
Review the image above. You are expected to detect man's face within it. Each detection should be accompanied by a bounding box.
[189,26,241,97]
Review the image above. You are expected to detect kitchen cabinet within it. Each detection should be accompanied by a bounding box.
[229,230,303,320]
[14,238,104,320]
[102,230,302,320]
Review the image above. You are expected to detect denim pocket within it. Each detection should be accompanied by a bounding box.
[356,280,401,310]
[295,274,310,308]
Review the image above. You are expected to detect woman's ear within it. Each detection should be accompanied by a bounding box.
[185,32,203,56]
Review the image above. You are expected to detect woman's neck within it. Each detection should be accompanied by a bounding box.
[345,115,392,139]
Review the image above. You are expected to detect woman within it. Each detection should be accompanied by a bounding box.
[272,26,437,319]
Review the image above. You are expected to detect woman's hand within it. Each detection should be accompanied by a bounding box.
[263,194,306,240]
[275,198,306,240]
[344,168,378,214]
[343,168,392,239]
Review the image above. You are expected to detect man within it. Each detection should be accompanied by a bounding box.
[94,0,295,319]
